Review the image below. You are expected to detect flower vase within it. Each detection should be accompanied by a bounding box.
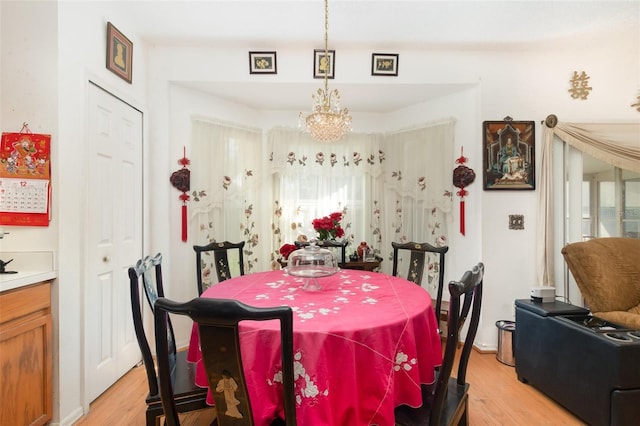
[317,230,333,241]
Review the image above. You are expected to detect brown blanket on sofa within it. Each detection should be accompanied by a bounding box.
[562,237,640,330]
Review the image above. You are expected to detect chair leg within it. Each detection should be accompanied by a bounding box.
[459,398,469,426]
[146,407,159,426]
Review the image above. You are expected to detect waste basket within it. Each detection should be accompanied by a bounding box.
[495,320,515,366]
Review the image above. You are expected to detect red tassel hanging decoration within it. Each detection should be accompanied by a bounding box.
[459,199,466,236]
[452,147,475,236]
[170,147,191,242]
[180,198,188,241]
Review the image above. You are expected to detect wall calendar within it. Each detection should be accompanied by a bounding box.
[0,129,51,226]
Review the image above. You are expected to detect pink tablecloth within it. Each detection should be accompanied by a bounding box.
[187,269,442,426]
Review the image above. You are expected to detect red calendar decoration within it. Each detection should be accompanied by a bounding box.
[452,147,475,236]
[0,124,52,226]
[170,147,190,242]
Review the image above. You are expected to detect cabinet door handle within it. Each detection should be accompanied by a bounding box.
[102,256,110,263]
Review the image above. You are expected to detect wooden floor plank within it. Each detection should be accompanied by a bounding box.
[74,351,584,425]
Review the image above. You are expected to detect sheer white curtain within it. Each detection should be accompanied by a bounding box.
[380,120,455,288]
[536,120,640,287]
[191,119,455,279]
[190,118,264,273]
[268,127,384,259]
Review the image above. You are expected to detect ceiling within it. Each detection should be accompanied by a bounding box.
[120,0,639,112]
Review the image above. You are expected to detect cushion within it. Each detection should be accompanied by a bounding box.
[561,238,640,316]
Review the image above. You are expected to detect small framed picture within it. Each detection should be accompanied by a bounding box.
[106,22,133,83]
[314,49,335,79]
[249,51,277,74]
[371,53,399,76]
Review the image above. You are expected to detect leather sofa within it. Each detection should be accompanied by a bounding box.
[515,299,640,426]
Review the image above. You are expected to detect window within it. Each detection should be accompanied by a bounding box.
[577,155,640,240]
[563,149,640,304]
[192,120,455,276]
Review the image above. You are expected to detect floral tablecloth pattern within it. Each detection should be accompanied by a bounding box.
[188,269,442,426]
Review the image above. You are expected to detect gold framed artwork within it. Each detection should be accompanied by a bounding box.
[249,51,277,74]
[106,22,133,83]
[314,49,335,79]
[371,53,399,76]
[483,118,535,190]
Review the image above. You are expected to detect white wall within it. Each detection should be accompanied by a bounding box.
[1,1,58,248]
[147,22,639,352]
[56,1,150,423]
[2,0,151,423]
[1,0,638,423]
[1,0,62,420]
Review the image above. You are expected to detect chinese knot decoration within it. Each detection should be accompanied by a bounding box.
[169,146,190,242]
[312,211,345,241]
[452,147,475,236]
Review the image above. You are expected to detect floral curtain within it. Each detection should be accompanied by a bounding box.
[268,127,384,266]
[191,118,455,290]
[190,118,264,287]
[380,121,455,290]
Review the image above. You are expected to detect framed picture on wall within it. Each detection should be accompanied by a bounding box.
[313,49,335,79]
[371,53,399,76]
[249,51,277,74]
[106,22,133,83]
[483,117,536,190]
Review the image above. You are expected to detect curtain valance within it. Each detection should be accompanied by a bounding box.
[268,127,384,178]
[552,122,640,173]
[536,118,640,287]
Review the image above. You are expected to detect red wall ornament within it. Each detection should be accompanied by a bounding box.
[170,146,190,242]
[452,147,476,236]
[0,123,52,226]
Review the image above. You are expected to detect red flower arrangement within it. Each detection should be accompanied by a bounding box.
[312,211,345,240]
[279,243,297,260]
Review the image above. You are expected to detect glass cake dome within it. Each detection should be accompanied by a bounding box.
[285,240,340,291]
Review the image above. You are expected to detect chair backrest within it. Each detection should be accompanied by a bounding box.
[154,297,297,426]
[431,262,484,425]
[391,241,449,321]
[193,241,246,294]
[128,253,176,398]
[295,239,348,264]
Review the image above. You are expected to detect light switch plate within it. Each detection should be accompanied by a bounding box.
[509,214,524,230]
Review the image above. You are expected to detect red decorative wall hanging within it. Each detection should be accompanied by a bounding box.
[170,147,190,242]
[0,123,52,226]
[452,147,476,236]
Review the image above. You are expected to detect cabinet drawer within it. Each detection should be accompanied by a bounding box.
[0,281,51,325]
[0,280,53,426]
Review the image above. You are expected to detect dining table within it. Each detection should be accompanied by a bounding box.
[187,269,442,426]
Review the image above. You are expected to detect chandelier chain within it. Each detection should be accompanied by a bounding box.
[323,0,329,94]
[298,0,352,142]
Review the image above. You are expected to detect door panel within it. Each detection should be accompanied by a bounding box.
[86,83,142,402]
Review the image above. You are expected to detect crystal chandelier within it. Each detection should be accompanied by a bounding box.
[299,0,352,142]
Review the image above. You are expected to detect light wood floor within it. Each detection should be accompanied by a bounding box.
[74,351,584,425]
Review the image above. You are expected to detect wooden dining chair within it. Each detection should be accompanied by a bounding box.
[295,239,348,264]
[154,297,297,426]
[193,241,245,295]
[394,262,484,426]
[391,241,450,328]
[128,253,209,426]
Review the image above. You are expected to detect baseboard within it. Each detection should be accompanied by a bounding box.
[58,406,84,426]
[473,344,497,354]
